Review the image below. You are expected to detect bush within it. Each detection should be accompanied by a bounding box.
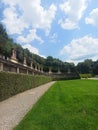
[80,73,92,78]
[0,72,52,101]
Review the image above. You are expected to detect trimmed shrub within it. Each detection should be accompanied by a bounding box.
[0,72,52,101]
[80,73,92,78]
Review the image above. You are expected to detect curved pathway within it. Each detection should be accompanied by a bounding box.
[0,81,55,130]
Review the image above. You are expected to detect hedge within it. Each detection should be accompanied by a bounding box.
[0,72,52,101]
[80,73,92,78]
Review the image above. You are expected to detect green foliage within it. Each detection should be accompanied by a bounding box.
[1,23,98,75]
[45,56,76,73]
[0,23,8,40]
[76,59,93,74]
[76,59,98,76]
[32,54,45,65]
[0,23,11,57]
[0,23,78,74]
[0,72,52,101]
[14,80,98,130]
[16,44,24,63]
[93,60,98,75]
[80,74,92,78]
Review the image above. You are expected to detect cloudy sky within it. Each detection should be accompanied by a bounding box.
[0,0,98,64]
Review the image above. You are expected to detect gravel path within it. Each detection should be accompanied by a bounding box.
[0,81,55,130]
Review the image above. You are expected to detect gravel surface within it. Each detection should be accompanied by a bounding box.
[0,81,55,130]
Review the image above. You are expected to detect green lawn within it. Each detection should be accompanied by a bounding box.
[13,80,98,130]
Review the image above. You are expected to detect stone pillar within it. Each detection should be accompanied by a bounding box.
[3,56,5,59]
[49,67,52,74]
[23,56,27,66]
[41,66,43,73]
[11,48,18,63]
[27,69,28,74]
[0,63,3,71]
[68,68,71,74]
[7,57,9,60]
[30,61,33,69]
[35,64,37,70]
[17,67,19,73]
[57,68,61,74]
[32,72,34,75]
[38,64,40,71]
[0,54,3,58]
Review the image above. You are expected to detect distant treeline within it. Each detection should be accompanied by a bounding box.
[0,23,76,73]
[77,59,98,75]
[0,23,98,75]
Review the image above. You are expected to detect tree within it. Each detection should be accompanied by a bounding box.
[93,61,98,75]
[45,56,54,66]
[32,54,45,65]
[0,23,8,40]
[15,44,24,63]
[76,59,93,74]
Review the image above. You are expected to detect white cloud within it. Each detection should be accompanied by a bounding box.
[85,8,98,26]
[59,0,88,30]
[60,36,98,63]
[50,33,58,43]
[17,29,44,44]
[2,6,27,34]
[23,44,39,55]
[59,19,78,30]
[23,44,46,58]
[2,0,57,35]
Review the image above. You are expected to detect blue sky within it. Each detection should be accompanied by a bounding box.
[0,0,98,64]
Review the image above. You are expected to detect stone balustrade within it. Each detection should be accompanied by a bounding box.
[0,49,65,75]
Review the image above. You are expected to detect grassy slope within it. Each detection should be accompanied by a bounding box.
[14,80,98,130]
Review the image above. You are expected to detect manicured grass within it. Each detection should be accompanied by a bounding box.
[14,80,98,130]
